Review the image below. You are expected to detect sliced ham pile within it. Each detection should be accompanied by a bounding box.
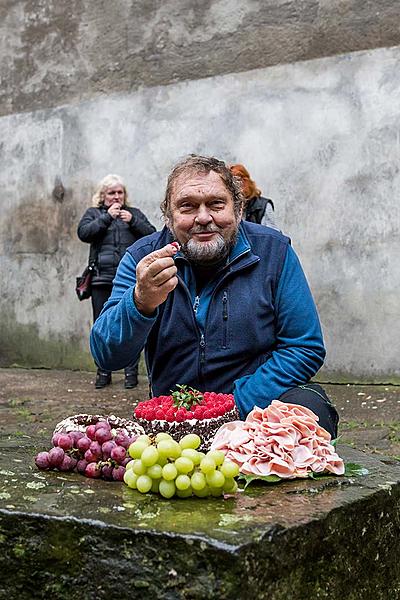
[211,400,345,478]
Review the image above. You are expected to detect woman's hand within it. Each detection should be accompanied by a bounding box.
[108,203,121,219]
[119,209,133,223]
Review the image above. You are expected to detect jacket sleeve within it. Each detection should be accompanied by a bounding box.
[129,208,157,238]
[77,207,113,243]
[233,245,326,418]
[90,251,158,370]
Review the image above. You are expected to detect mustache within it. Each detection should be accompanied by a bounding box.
[188,224,222,234]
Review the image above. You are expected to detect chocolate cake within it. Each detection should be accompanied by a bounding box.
[54,413,145,439]
[133,386,240,449]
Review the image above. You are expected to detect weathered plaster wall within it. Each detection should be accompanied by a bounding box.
[0,43,399,379]
[1,0,400,117]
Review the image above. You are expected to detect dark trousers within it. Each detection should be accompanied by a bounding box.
[278,383,339,439]
[91,285,138,376]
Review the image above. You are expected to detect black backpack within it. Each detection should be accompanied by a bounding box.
[245,196,275,224]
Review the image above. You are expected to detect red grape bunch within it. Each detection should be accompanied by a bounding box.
[34,419,138,481]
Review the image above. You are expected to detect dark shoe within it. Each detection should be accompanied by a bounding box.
[95,371,112,389]
[124,373,138,389]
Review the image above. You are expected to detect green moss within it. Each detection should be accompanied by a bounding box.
[13,544,25,558]
[8,397,32,407]
[0,317,94,370]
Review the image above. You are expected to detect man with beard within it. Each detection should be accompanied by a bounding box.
[90,155,338,437]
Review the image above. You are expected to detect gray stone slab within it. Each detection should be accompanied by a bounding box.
[1,439,399,599]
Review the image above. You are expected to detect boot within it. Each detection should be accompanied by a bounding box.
[124,364,138,389]
[95,369,112,389]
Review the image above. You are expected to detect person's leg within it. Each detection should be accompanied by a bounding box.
[124,358,139,389]
[278,384,339,439]
[91,285,113,388]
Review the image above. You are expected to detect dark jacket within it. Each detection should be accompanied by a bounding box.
[77,205,156,285]
[245,195,275,224]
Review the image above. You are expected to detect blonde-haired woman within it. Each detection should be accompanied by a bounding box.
[77,174,156,389]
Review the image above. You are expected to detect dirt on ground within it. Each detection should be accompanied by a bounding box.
[1,368,400,461]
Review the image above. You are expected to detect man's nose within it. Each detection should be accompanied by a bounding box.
[195,205,213,224]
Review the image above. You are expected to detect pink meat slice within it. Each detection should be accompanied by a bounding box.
[211,400,345,479]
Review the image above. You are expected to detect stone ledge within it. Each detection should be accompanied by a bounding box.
[1,445,400,599]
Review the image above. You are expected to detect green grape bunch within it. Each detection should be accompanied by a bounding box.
[124,432,239,499]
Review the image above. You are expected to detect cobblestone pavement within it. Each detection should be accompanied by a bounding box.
[0,368,399,460]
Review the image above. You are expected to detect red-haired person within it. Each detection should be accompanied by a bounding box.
[230,164,278,230]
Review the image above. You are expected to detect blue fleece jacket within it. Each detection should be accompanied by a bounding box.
[90,222,326,418]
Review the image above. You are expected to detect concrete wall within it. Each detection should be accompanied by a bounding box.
[1,0,400,118]
[1,1,399,381]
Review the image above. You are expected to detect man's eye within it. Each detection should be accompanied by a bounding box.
[210,200,225,208]
[179,203,194,211]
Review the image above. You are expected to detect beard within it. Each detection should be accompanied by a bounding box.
[169,223,238,266]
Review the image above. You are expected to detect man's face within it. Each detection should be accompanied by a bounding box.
[103,185,125,208]
[168,170,240,265]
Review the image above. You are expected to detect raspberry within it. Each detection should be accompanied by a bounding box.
[155,408,165,420]
[193,406,204,419]
[187,411,195,419]
[145,408,155,421]
[165,409,175,422]
[175,408,186,422]
[159,395,172,403]
[203,409,212,420]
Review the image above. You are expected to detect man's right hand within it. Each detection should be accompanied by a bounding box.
[134,244,179,316]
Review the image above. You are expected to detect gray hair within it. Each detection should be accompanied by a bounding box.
[161,155,244,219]
[92,174,129,207]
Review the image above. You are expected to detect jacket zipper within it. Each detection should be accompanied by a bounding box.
[222,290,228,349]
[177,276,204,383]
[202,249,259,339]
[199,333,206,367]
[176,250,259,383]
